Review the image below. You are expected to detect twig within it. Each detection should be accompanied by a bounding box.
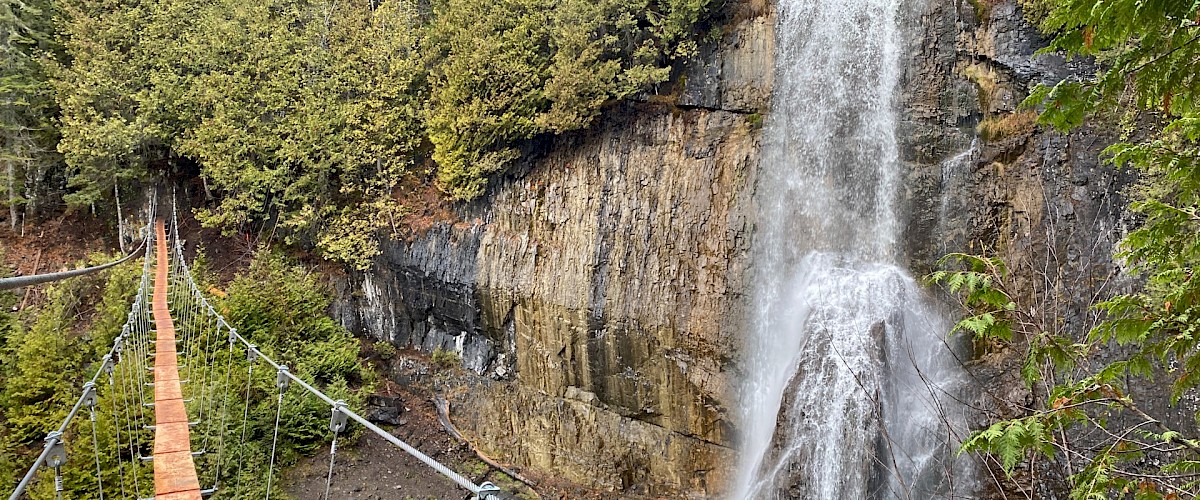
[1107,392,1200,456]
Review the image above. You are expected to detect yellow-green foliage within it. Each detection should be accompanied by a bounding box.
[223,249,372,387]
[48,0,713,266]
[0,250,375,496]
[0,254,145,495]
[962,62,1000,110]
[374,341,397,359]
[0,254,133,445]
[1017,0,1055,26]
[431,347,461,370]
[967,0,1001,21]
[952,0,1200,496]
[425,0,709,199]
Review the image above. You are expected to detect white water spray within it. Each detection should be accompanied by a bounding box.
[734,0,980,497]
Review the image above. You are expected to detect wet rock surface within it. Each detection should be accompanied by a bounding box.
[896,1,1163,497]
[338,101,757,495]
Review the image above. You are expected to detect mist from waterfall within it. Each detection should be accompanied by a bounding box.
[733,0,981,498]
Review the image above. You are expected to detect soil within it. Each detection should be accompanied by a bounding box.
[285,422,477,500]
[392,171,459,237]
[0,213,119,309]
[285,351,608,500]
[0,206,254,308]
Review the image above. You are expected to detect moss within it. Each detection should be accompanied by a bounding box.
[747,112,763,130]
[969,0,1051,29]
[459,458,489,477]
[963,62,1000,112]
[1017,0,1055,28]
[374,341,397,359]
[967,0,996,22]
[488,471,539,500]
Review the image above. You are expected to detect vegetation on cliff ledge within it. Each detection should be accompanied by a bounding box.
[0,0,711,268]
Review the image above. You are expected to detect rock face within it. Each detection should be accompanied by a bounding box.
[333,2,772,496]
[333,0,1130,496]
[897,1,1137,496]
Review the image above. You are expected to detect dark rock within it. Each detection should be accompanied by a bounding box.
[364,395,405,426]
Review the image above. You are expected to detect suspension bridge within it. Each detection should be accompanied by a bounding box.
[5,195,514,499]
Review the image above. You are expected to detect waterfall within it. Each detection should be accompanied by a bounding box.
[733,0,980,498]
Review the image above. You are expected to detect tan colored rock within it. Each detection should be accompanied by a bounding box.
[335,5,774,494]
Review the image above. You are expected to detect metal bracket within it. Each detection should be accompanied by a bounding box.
[101,355,115,377]
[81,382,98,408]
[329,400,349,434]
[276,366,291,392]
[476,482,517,500]
[44,432,66,468]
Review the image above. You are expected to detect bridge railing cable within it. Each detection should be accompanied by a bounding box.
[0,238,150,291]
[166,195,513,499]
[8,195,158,500]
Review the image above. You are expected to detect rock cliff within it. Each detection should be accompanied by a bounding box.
[899,0,1136,496]
[333,0,1130,496]
[334,1,772,495]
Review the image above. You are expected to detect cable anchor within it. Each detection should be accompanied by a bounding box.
[329,400,348,434]
[276,366,291,392]
[81,381,98,408]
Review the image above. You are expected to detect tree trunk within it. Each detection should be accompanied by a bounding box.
[115,178,125,252]
[7,159,15,231]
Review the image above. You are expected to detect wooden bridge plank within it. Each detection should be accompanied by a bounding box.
[151,220,202,500]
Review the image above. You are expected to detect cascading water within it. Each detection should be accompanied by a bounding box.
[734,0,980,498]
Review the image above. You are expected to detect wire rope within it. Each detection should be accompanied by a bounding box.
[88,405,104,499]
[233,358,255,496]
[264,383,285,500]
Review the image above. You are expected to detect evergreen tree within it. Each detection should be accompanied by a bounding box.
[424,0,709,200]
[0,0,56,229]
[50,0,713,265]
[53,0,158,210]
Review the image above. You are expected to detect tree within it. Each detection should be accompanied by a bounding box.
[53,0,159,211]
[424,0,710,200]
[0,0,57,230]
[49,0,713,265]
[932,1,1200,497]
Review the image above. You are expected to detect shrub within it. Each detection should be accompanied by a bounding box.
[375,341,397,359]
[431,348,461,370]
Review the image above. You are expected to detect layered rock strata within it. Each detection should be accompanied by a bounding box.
[334,2,773,495]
